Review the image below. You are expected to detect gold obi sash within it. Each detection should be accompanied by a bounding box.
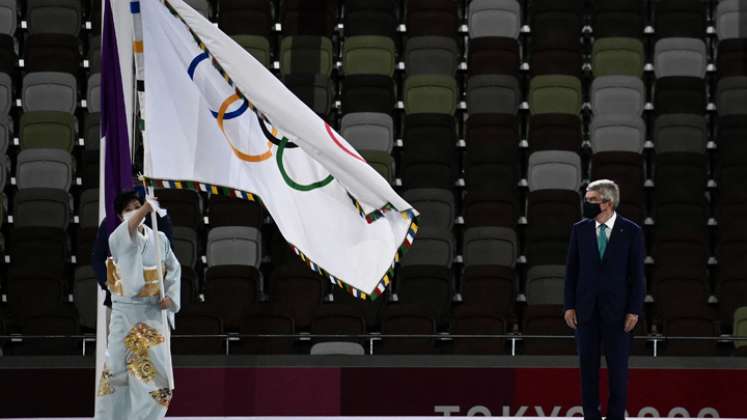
[106,257,166,298]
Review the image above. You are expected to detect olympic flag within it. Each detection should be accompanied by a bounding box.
[136,0,418,298]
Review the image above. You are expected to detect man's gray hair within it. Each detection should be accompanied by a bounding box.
[587,179,620,208]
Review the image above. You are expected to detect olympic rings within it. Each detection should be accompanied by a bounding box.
[276,135,333,191]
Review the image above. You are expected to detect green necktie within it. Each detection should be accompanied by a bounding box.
[598,224,608,258]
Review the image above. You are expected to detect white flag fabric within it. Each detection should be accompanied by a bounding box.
[139,0,418,298]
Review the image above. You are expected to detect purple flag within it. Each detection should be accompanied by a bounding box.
[101,0,133,235]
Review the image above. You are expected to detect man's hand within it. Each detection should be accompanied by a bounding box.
[624,313,639,333]
[160,296,174,310]
[564,309,577,330]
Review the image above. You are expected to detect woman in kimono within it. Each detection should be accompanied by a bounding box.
[95,191,181,420]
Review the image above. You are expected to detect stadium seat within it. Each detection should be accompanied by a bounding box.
[341,112,394,153]
[207,195,263,228]
[218,0,272,36]
[73,266,98,330]
[204,265,261,331]
[654,38,707,79]
[467,0,521,40]
[279,35,334,77]
[399,227,454,269]
[654,153,706,205]
[343,36,397,76]
[395,265,453,326]
[284,74,334,116]
[173,305,225,354]
[592,0,643,39]
[734,307,747,356]
[83,112,101,152]
[589,153,645,224]
[655,0,706,39]
[451,306,507,354]
[19,111,77,151]
[462,192,518,228]
[16,149,75,191]
[529,0,583,48]
[525,265,565,305]
[331,285,386,332]
[653,266,710,321]
[406,0,459,38]
[590,115,646,154]
[522,304,576,355]
[401,113,457,189]
[716,0,747,40]
[590,76,645,117]
[343,0,398,39]
[206,226,262,268]
[359,150,395,184]
[460,265,515,317]
[404,36,459,76]
[527,150,582,192]
[465,113,520,193]
[310,305,366,354]
[654,114,707,154]
[591,37,645,78]
[466,75,520,114]
[239,306,296,354]
[77,188,99,229]
[663,315,719,356]
[528,114,582,153]
[26,0,82,36]
[717,77,747,116]
[402,188,455,230]
[463,226,517,269]
[156,189,203,229]
[86,73,101,113]
[341,75,395,114]
[16,310,81,355]
[717,39,747,78]
[280,0,338,36]
[0,34,15,74]
[171,226,199,270]
[530,40,582,78]
[403,75,458,115]
[468,37,520,76]
[0,0,16,35]
[12,188,71,229]
[528,75,583,115]
[269,264,326,330]
[24,34,81,74]
[525,190,580,265]
[0,71,11,114]
[377,304,436,354]
[654,77,706,115]
[6,269,67,319]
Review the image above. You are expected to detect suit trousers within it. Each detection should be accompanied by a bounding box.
[575,304,632,420]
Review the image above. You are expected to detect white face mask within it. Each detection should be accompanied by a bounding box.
[122,210,144,226]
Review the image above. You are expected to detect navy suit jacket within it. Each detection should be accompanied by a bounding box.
[563,214,646,324]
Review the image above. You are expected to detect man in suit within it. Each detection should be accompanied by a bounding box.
[563,179,646,420]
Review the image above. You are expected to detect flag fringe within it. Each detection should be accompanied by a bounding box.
[143,176,418,301]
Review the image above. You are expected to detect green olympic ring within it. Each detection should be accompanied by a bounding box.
[276,135,334,191]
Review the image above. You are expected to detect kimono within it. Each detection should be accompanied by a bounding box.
[95,220,181,420]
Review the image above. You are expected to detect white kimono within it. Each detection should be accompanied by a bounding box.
[95,220,181,420]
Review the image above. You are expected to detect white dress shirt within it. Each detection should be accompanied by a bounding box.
[595,211,616,240]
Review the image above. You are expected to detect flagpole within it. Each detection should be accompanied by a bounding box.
[141,178,175,390]
[94,138,108,409]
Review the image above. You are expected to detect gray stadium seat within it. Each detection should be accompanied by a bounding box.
[462,226,517,268]
[78,188,99,229]
[172,226,199,270]
[0,72,11,116]
[402,188,455,230]
[0,117,10,156]
[74,266,98,330]
[717,77,747,115]
[525,265,566,305]
[527,151,582,192]
[87,73,101,113]
[405,36,460,76]
[0,0,16,35]
[399,227,454,268]
[340,112,394,153]
[26,0,82,35]
[206,226,262,267]
[88,35,101,73]
[716,0,747,40]
[654,38,707,78]
[654,114,707,155]
[310,342,366,355]
[16,148,74,191]
[22,72,78,113]
[590,115,646,154]
[468,0,521,39]
[12,188,71,229]
[590,76,645,116]
[84,112,101,153]
[467,75,520,115]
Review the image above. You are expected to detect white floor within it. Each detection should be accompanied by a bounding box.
[5,417,746,420]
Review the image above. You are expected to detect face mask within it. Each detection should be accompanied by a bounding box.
[122,210,144,226]
[583,201,603,219]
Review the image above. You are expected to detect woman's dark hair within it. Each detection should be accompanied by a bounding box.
[114,190,143,216]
